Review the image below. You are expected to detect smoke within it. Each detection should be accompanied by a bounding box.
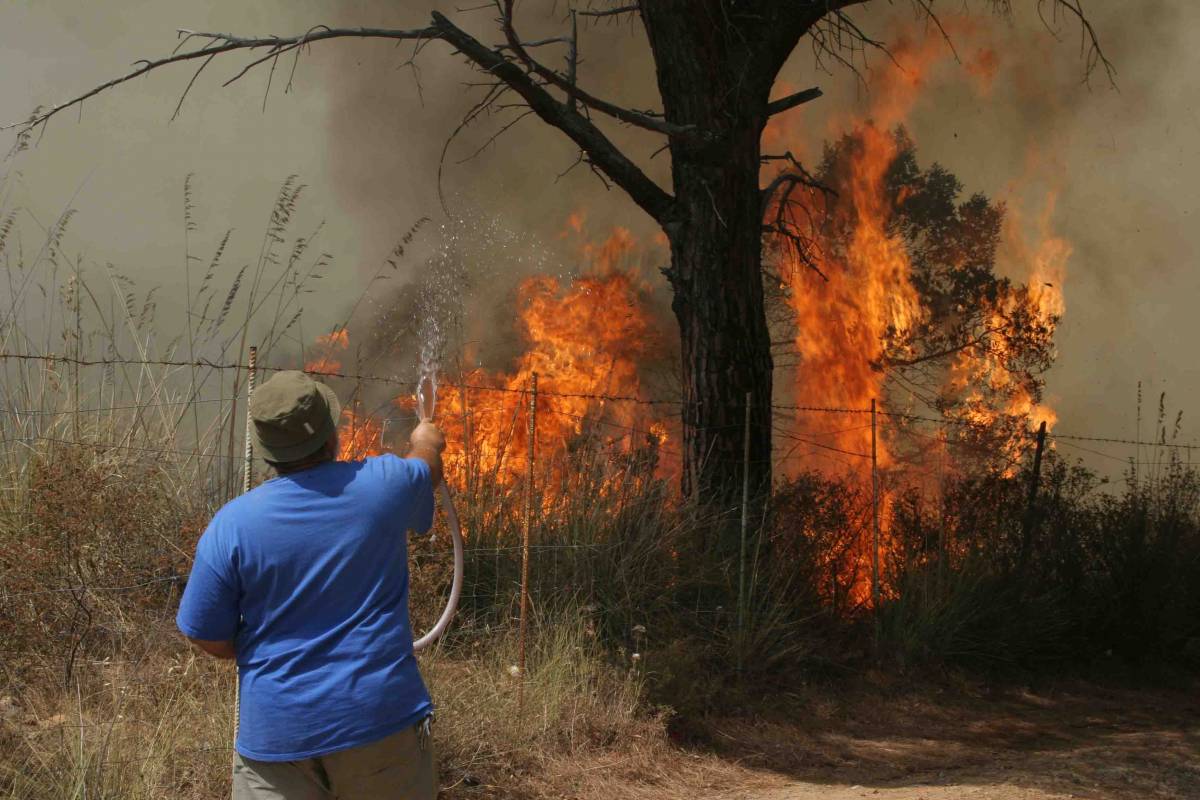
[320,2,1200,454]
[4,1,1197,458]
[874,1,1199,446]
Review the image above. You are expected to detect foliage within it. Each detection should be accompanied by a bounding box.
[807,128,1061,459]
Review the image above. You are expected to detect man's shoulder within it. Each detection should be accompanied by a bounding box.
[212,480,280,527]
[364,453,427,475]
[358,454,431,493]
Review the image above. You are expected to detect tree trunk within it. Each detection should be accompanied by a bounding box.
[642,5,778,509]
[665,141,773,508]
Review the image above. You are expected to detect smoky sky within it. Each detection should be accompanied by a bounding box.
[3,1,1198,463]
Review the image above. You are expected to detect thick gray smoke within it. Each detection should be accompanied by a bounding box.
[3,1,1197,458]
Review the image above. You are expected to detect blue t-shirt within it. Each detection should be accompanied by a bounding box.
[176,454,435,761]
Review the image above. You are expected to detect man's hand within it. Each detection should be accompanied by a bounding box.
[411,421,446,453]
[409,421,445,486]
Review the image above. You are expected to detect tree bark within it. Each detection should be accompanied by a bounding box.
[666,152,773,507]
[641,4,777,508]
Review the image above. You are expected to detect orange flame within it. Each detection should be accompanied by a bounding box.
[338,408,383,461]
[772,23,1070,603]
[305,328,349,375]
[436,227,669,490]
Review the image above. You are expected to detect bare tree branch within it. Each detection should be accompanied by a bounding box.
[578,5,640,18]
[1035,0,1115,83]
[499,0,693,138]
[5,14,676,225]
[433,10,675,222]
[766,86,823,117]
[170,53,217,122]
[2,26,438,133]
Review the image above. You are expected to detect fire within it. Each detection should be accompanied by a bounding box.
[338,408,383,461]
[294,18,1073,618]
[303,328,387,461]
[776,32,942,469]
[305,328,349,375]
[944,193,1069,466]
[770,23,1071,604]
[782,120,924,470]
[306,222,669,504]
[436,228,668,491]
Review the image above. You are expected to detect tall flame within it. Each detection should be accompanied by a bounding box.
[772,24,1070,603]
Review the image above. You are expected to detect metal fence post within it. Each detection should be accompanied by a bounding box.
[871,398,881,650]
[518,372,537,711]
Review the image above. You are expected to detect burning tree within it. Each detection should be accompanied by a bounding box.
[7,1,1107,506]
[776,126,1065,471]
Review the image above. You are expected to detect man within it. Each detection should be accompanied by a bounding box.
[176,370,446,799]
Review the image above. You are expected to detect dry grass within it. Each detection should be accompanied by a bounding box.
[0,610,683,799]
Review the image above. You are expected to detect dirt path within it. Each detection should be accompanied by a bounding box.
[665,681,1200,800]
[737,783,1079,799]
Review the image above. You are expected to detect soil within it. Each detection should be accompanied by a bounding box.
[616,679,1200,800]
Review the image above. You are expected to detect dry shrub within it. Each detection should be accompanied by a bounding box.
[0,609,668,800]
[0,619,234,800]
[0,444,196,681]
[1,440,675,800]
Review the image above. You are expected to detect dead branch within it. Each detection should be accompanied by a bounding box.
[2,27,438,134]
[578,5,640,18]
[499,0,693,138]
[6,13,677,226]
[766,86,824,116]
[806,0,1113,86]
[432,10,675,222]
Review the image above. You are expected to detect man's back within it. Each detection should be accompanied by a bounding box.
[177,454,435,761]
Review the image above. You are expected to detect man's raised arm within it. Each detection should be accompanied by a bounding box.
[408,421,446,487]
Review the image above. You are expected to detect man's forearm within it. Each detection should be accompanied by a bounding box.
[409,444,444,487]
[187,636,236,660]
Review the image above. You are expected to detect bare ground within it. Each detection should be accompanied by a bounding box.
[550,679,1200,800]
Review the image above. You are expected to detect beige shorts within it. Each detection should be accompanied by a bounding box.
[232,718,437,800]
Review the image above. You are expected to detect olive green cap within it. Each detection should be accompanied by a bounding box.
[249,370,341,463]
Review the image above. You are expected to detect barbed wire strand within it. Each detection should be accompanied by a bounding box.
[1,351,1197,452]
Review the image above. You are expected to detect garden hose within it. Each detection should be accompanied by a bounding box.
[411,382,464,652]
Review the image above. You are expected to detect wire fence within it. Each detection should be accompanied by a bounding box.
[2,346,1196,790]
[2,345,1193,612]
